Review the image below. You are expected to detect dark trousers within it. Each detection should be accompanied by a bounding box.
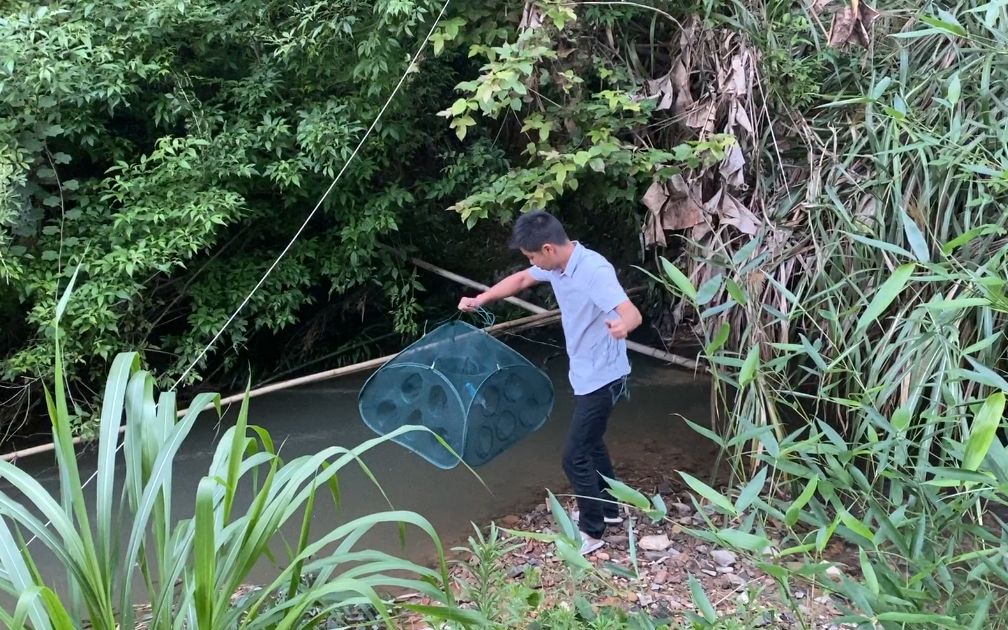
[562,376,627,538]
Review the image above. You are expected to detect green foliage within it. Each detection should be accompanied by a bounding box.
[0,305,471,628]
[434,2,734,228]
[435,519,675,630]
[0,0,457,396]
[639,2,1008,624]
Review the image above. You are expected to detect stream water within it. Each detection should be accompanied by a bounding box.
[1,341,712,605]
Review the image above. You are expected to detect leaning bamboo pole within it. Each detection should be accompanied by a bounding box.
[0,309,561,463]
[2,259,700,463]
[410,258,702,372]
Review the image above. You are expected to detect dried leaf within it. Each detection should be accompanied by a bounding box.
[812,0,837,16]
[672,61,693,113]
[642,180,670,215]
[734,103,754,136]
[519,1,543,31]
[692,221,712,241]
[705,188,760,235]
[685,97,718,135]
[721,192,760,235]
[646,73,675,111]
[719,144,746,188]
[640,177,706,247]
[643,211,667,248]
[829,0,880,48]
[723,53,748,96]
[828,5,857,47]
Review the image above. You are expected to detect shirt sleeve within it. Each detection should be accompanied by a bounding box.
[527,265,552,282]
[589,263,629,313]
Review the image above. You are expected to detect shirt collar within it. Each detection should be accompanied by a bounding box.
[561,241,584,277]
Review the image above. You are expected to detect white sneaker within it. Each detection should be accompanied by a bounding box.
[579,531,605,555]
[571,509,623,525]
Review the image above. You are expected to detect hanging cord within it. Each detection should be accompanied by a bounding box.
[25,0,454,547]
[470,305,496,328]
[171,0,451,391]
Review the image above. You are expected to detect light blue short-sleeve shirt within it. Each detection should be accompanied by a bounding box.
[528,242,631,395]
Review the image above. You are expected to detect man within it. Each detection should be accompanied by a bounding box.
[458,210,642,554]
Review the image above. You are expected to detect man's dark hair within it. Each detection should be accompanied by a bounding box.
[508,210,570,251]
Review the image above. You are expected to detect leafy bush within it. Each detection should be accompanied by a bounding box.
[0,277,472,629]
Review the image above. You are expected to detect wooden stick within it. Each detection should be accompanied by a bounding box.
[0,310,561,463]
[410,257,702,372]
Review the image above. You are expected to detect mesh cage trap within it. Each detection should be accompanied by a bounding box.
[358,320,555,469]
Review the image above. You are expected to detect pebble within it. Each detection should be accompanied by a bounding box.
[596,552,610,561]
[638,534,672,551]
[724,573,748,587]
[499,514,522,527]
[716,566,734,574]
[605,534,629,545]
[654,570,669,584]
[672,502,692,516]
[702,569,717,577]
[711,549,737,567]
[825,565,844,581]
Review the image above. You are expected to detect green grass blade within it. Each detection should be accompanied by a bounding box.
[0,519,51,630]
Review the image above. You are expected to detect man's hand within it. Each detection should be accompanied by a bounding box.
[458,295,484,312]
[605,318,629,340]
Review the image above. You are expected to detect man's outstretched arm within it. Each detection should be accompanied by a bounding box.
[458,270,541,311]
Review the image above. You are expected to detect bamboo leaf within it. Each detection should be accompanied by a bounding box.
[839,510,875,546]
[891,406,912,432]
[734,467,767,512]
[687,574,716,622]
[716,527,770,552]
[739,345,759,387]
[601,475,650,510]
[725,277,748,305]
[859,548,879,595]
[946,72,961,106]
[963,392,1006,471]
[547,491,580,541]
[679,472,737,516]
[921,10,968,37]
[785,477,818,527]
[660,257,697,301]
[696,273,723,306]
[855,263,915,333]
[705,322,730,355]
[901,210,930,262]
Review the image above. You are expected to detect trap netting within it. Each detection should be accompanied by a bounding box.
[358,320,554,469]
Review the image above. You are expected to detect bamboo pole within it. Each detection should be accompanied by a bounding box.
[410,257,702,372]
[0,309,561,463]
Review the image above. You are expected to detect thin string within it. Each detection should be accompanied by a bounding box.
[170,0,453,391]
[470,306,496,328]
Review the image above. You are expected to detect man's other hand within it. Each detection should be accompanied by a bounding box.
[605,318,629,340]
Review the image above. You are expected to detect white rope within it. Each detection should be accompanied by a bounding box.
[26,0,453,546]
[173,0,453,388]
